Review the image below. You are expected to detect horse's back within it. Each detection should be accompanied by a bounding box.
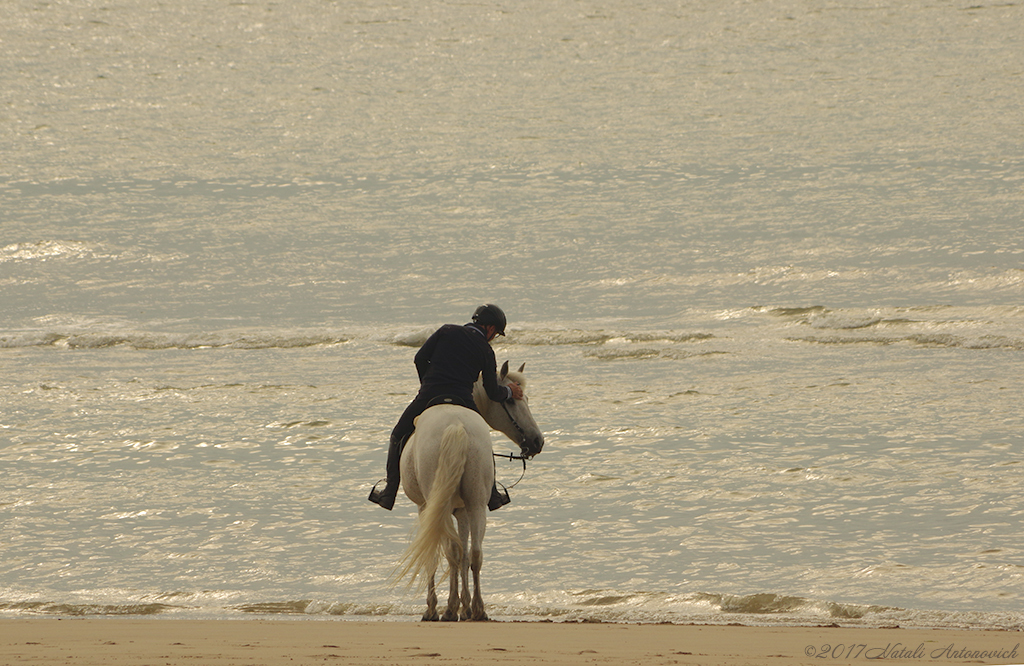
[402,405,493,509]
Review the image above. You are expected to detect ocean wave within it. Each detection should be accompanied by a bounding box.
[0,329,351,350]
[230,600,319,615]
[757,306,914,331]
[498,590,1023,629]
[757,305,829,318]
[512,329,715,346]
[7,591,1018,630]
[2,318,1017,353]
[0,601,177,616]
[230,600,404,616]
[947,268,1024,290]
[546,590,895,621]
[685,592,895,618]
[386,328,717,348]
[583,348,728,361]
[0,240,111,263]
[753,305,1024,349]
[788,333,1024,350]
[0,326,716,352]
[383,327,436,348]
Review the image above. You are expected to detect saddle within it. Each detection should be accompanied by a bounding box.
[426,394,475,410]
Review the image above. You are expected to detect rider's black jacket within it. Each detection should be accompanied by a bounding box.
[414,323,512,406]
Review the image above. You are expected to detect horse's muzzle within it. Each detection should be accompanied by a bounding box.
[521,434,545,458]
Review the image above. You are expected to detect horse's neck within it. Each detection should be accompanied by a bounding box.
[472,378,500,428]
[473,372,525,429]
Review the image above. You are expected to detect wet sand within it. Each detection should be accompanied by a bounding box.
[1,619,1021,665]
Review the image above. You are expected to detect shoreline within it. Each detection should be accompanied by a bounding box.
[2,618,1021,665]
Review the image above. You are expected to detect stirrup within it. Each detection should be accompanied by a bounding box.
[488,484,510,511]
[368,479,397,510]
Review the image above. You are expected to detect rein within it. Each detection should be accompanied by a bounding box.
[493,450,528,489]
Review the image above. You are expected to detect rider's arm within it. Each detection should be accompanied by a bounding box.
[479,345,514,403]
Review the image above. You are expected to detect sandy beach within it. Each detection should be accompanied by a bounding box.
[1,619,1020,666]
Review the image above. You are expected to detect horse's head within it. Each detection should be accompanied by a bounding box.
[494,361,545,458]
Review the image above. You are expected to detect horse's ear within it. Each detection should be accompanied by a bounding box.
[518,363,525,373]
[500,360,509,379]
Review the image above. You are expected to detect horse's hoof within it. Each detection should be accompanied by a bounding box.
[441,611,459,622]
[421,613,439,622]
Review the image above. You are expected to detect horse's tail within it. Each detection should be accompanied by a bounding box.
[394,422,467,589]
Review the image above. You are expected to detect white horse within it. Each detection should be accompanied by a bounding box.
[394,361,544,621]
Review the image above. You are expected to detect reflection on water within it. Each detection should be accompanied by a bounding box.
[2,0,1023,628]
[2,321,1022,628]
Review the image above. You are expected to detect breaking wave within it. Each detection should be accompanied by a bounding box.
[1,309,1018,353]
[4,591,1021,630]
[788,333,1024,350]
[0,240,111,263]
[0,329,351,350]
[0,601,174,616]
[0,326,717,352]
[583,348,728,361]
[754,305,1024,351]
[389,328,716,349]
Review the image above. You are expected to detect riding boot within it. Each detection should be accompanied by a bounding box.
[368,434,405,510]
[488,483,510,511]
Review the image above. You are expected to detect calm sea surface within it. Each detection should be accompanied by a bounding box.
[2,0,1022,628]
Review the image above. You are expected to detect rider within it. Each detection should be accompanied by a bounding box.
[368,304,525,511]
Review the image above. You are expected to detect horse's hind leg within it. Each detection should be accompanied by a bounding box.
[441,534,461,622]
[422,572,439,621]
[466,506,488,621]
[454,508,473,620]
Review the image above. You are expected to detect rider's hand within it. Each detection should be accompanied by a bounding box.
[508,381,524,401]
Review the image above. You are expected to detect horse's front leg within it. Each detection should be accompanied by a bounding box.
[422,572,439,622]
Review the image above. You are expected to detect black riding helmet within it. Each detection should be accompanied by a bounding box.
[472,304,507,336]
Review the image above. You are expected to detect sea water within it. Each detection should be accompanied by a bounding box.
[1,0,1022,628]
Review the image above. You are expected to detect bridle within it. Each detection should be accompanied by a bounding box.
[500,399,528,446]
[493,399,531,489]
